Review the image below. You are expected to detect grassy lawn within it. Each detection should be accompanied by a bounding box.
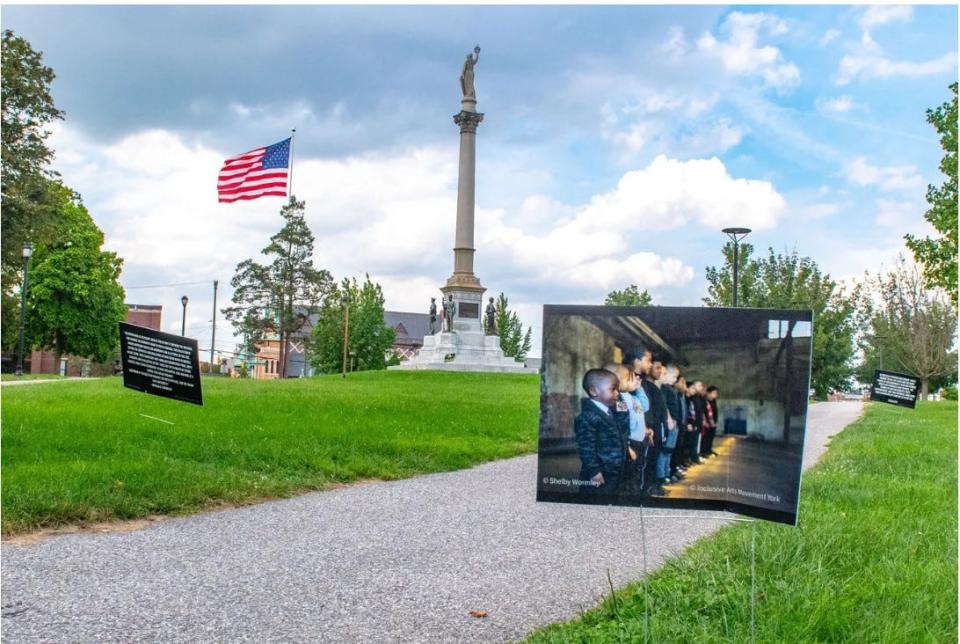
[1,371,539,536]
[529,401,958,644]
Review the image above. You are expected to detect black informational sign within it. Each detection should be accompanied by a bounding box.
[119,322,203,406]
[870,370,920,409]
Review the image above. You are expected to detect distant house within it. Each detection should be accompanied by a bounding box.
[239,311,319,380]
[285,312,318,378]
[385,311,431,360]
[239,309,432,378]
[30,303,162,376]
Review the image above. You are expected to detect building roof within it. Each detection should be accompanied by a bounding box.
[385,311,431,343]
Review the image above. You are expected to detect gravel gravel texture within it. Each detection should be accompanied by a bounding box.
[1,401,862,643]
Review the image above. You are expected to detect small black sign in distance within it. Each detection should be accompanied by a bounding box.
[870,369,920,409]
[119,322,203,406]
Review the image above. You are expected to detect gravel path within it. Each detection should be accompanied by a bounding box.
[1,401,862,643]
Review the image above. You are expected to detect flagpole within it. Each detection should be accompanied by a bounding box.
[288,128,296,199]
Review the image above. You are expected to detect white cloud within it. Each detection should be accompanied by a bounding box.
[697,12,800,89]
[227,99,319,132]
[836,6,953,86]
[632,92,720,118]
[845,157,924,191]
[815,95,863,114]
[674,119,747,157]
[859,5,913,31]
[602,96,742,160]
[837,51,957,85]
[611,120,652,156]
[873,199,927,231]
[686,95,721,117]
[819,29,841,47]
[662,26,688,58]
[478,156,785,294]
[798,202,842,220]
[578,155,784,231]
[784,186,850,222]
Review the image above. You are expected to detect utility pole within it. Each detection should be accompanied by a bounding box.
[15,243,33,376]
[210,280,218,374]
[341,292,351,379]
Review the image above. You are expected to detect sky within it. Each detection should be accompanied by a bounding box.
[3,4,957,359]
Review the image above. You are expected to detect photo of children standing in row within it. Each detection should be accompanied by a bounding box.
[573,350,721,500]
[537,305,812,525]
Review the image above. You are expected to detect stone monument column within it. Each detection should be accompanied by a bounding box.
[450,108,483,282]
[389,46,531,373]
[442,46,485,332]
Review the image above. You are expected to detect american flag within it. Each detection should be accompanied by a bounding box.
[217,138,291,203]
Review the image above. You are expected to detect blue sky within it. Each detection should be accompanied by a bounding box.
[3,4,957,357]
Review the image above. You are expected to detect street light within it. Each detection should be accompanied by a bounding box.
[341,292,351,379]
[15,242,33,376]
[181,295,189,336]
[721,227,751,307]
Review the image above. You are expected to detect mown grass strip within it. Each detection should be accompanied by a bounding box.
[528,402,958,643]
[1,374,65,381]
[1,371,539,535]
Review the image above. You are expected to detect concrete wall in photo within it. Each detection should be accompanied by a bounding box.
[540,315,616,440]
[679,338,810,444]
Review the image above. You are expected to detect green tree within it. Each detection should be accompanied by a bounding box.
[492,292,532,362]
[906,82,958,306]
[1,30,63,188]
[1,31,68,351]
[24,193,126,366]
[604,284,652,306]
[859,257,957,399]
[704,246,859,396]
[223,198,333,377]
[310,275,396,374]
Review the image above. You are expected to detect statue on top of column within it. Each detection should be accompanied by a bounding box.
[460,45,481,99]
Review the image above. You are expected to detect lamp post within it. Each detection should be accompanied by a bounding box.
[341,292,351,379]
[721,227,751,307]
[180,295,189,336]
[15,242,33,376]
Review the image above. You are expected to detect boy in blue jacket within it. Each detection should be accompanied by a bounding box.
[574,368,630,494]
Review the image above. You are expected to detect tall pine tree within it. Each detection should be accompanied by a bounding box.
[491,292,532,362]
[223,198,333,377]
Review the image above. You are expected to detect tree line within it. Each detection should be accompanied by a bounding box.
[222,197,533,376]
[2,30,126,370]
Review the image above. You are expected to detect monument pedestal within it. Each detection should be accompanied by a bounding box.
[390,330,535,373]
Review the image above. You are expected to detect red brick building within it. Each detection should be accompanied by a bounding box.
[30,304,162,376]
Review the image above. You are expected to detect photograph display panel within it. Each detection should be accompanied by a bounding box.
[536,305,813,525]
